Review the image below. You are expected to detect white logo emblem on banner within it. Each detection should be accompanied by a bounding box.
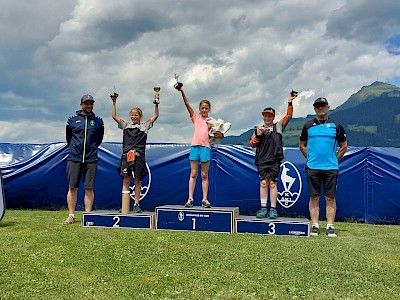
[277,161,302,208]
[129,163,151,201]
[178,211,185,221]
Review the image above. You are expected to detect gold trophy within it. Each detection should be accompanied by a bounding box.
[153,87,160,104]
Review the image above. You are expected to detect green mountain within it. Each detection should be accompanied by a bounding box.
[221,81,400,147]
[335,81,400,111]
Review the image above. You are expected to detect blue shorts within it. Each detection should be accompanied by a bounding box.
[189,146,211,163]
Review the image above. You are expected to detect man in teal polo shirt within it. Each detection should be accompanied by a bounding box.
[299,97,347,237]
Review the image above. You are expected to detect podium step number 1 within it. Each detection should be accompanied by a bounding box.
[155,205,238,233]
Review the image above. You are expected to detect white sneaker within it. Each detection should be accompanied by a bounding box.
[326,227,337,237]
[63,215,75,225]
[310,225,320,236]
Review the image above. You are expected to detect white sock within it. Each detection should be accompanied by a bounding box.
[327,224,334,229]
[312,223,319,228]
[69,214,75,218]
[260,197,268,206]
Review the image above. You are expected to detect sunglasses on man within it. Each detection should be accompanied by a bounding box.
[314,104,327,108]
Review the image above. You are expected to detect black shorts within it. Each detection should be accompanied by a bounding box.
[257,161,280,182]
[67,161,98,189]
[117,154,147,180]
[305,167,338,197]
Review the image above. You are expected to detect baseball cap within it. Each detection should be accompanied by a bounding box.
[262,107,275,116]
[313,97,328,107]
[81,94,95,103]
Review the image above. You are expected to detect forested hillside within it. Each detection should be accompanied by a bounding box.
[221,82,400,147]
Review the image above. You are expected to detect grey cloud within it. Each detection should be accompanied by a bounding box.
[326,0,400,43]
[1,0,400,144]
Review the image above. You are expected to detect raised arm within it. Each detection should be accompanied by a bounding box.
[177,87,194,116]
[281,92,297,129]
[110,94,122,124]
[149,103,159,124]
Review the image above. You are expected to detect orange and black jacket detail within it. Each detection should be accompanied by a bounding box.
[250,103,293,165]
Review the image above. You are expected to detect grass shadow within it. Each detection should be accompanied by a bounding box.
[0,221,17,228]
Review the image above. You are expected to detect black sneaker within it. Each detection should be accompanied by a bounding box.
[326,227,337,237]
[310,225,320,237]
[133,204,142,213]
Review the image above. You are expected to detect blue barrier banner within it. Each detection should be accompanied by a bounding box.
[0,170,5,221]
[0,143,399,224]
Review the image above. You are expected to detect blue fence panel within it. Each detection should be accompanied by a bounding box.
[0,143,399,224]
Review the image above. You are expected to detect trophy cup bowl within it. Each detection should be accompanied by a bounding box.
[174,74,183,90]
[153,86,160,104]
[109,92,119,101]
[174,82,183,90]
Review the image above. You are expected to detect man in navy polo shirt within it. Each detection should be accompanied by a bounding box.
[64,94,104,225]
[299,97,347,237]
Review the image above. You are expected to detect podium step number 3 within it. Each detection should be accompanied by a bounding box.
[236,216,310,237]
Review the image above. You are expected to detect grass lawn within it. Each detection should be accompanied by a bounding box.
[1,210,399,300]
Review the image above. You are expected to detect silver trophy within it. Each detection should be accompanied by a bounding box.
[153,87,160,104]
[174,74,183,90]
[109,85,119,101]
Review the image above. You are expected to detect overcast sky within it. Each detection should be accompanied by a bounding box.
[1,0,399,144]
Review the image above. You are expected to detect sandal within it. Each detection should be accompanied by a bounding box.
[185,198,194,208]
[202,199,211,208]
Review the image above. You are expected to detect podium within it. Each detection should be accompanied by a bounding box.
[82,211,155,229]
[236,216,310,237]
[81,206,310,237]
[155,205,238,233]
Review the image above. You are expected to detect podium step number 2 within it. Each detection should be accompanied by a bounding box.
[82,211,155,229]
